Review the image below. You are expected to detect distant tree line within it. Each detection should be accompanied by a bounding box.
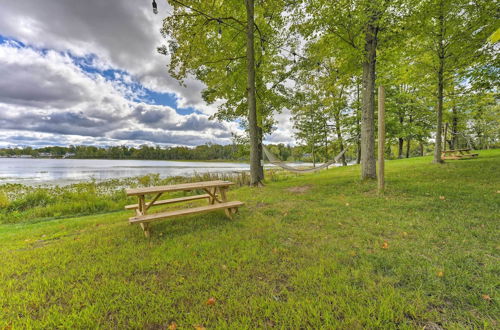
[0,143,305,162]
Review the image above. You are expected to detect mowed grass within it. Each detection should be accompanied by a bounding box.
[1,150,499,329]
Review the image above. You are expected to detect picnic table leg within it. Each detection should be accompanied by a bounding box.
[218,187,233,220]
[138,195,150,237]
[140,223,150,238]
[138,195,146,215]
[210,187,217,204]
[205,188,218,204]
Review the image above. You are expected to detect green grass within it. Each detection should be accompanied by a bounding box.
[1,150,499,329]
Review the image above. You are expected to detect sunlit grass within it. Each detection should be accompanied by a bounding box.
[0,150,499,328]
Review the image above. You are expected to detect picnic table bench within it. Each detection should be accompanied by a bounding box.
[441,148,479,160]
[125,180,244,237]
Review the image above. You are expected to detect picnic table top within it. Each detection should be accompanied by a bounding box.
[125,180,234,196]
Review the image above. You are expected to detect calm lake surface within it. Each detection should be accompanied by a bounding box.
[0,158,254,185]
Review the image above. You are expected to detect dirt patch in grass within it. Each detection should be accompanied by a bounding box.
[286,184,313,194]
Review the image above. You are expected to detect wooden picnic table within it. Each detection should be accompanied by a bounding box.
[125,180,244,237]
[441,148,479,160]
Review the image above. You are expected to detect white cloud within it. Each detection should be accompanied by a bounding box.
[0,43,235,146]
[0,0,214,113]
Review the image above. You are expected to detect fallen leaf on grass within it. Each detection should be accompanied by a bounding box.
[194,325,206,330]
[439,196,445,200]
[482,294,491,301]
[168,322,177,330]
[402,232,408,237]
[345,203,350,206]
[437,271,444,277]
[206,297,216,305]
[382,242,389,249]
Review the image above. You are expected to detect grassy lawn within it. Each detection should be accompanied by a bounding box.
[1,150,499,329]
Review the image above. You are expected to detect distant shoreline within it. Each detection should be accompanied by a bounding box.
[0,156,250,163]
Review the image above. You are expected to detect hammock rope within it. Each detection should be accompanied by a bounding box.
[263,146,347,173]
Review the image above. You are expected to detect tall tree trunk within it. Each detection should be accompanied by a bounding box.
[433,59,444,163]
[419,142,424,156]
[398,114,404,158]
[324,122,328,162]
[406,114,413,158]
[245,0,263,185]
[451,106,458,149]
[356,82,361,164]
[311,144,316,167]
[433,5,445,164]
[398,138,404,159]
[361,17,378,179]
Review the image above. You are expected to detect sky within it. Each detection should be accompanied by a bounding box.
[0,0,293,148]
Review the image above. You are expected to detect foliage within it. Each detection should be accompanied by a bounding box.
[160,0,291,133]
[0,150,498,328]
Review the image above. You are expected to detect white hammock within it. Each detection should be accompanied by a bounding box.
[263,146,347,173]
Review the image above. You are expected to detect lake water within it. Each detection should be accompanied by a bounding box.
[0,158,254,185]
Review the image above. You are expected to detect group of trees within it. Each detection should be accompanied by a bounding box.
[160,0,498,185]
[0,143,303,161]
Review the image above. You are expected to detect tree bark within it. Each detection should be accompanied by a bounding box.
[433,6,445,164]
[398,114,404,159]
[406,114,413,158]
[451,106,458,149]
[356,82,361,164]
[398,138,404,159]
[433,58,444,163]
[244,0,263,185]
[361,17,378,179]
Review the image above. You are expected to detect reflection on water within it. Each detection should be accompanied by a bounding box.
[0,158,252,185]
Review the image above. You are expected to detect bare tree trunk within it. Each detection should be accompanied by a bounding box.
[434,60,444,163]
[312,144,316,167]
[398,114,404,158]
[324,122,328,162]
[406,114,413,158]
[361,18,378,179]
[245,0,263,185]
[451,106,458,149]
[356,82,361,164]
[433,5,445,164]
[398,138,404,159]
[419,142,424,156]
